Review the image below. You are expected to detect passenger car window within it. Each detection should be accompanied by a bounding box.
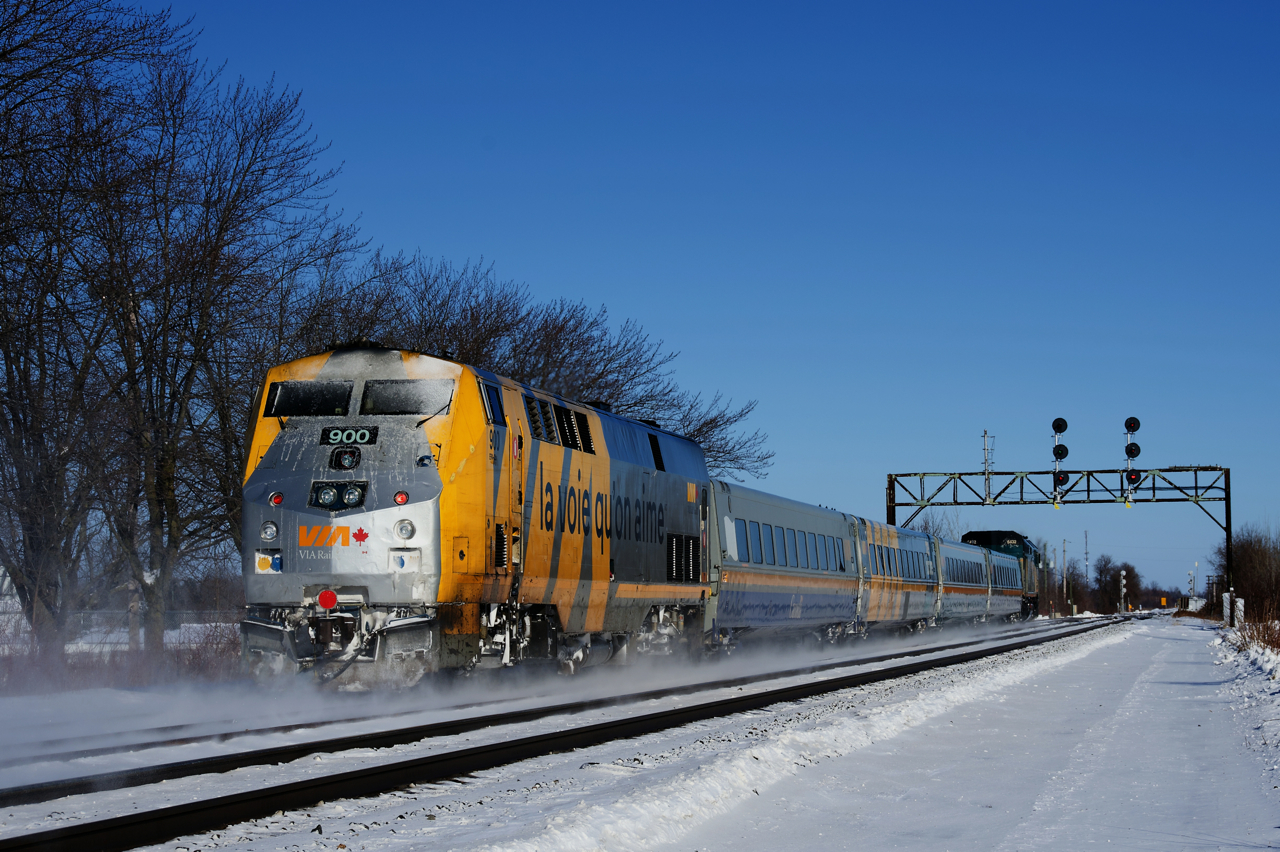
[809,533,819,571]
[775,526,788,566]
[749,521,764,564]
[734,519,749,563]
[786,529,798,566]
[797,532,809,569]
[762,524,776,565]
[816,534,827,570]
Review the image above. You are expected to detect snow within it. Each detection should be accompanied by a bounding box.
[5,617,1278,851]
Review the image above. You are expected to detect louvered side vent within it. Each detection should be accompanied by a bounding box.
[538,400,559,443]
[495,524,507,568]
[523,396,545,441]
[574,411,595,453]
[553,405,581,450]
[648,433,665,471]
[666,533,701,583]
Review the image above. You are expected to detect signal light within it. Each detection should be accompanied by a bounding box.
[394,490,409,505]
[1053,471,1069,489]
[1052,418,1068,434]
[1124,469,1142,487]
[269,492,283,506]
[1053,444,1069,461]
[317,589,338,610]
[1125,442,1141,459]
[1125,416,1140,433]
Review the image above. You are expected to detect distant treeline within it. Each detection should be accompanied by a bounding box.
[0,1,771,663]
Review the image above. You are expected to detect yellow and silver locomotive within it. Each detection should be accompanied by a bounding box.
[241,345,709,685]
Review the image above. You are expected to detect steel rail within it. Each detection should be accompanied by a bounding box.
[0,618,1082,807]
[0,618,1121,852]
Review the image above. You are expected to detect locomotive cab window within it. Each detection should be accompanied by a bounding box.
[479,382,506,424]
[360,379,454,416]
[264,381,353,417]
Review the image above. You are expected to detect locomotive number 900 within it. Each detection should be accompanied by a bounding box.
[319,426,378,445]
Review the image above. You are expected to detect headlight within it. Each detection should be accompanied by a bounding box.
[317,486,338,507]
[395,519,415,539]
[260,521,278,541]
[343,485,363,506]
[331,447,361,470]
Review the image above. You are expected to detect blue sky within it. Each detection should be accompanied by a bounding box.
[166,2,1278,593]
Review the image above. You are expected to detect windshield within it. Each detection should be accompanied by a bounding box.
[263,381,353,417]
[360,379,455,416]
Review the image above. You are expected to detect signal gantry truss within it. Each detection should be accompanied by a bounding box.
[886,465,1233,578]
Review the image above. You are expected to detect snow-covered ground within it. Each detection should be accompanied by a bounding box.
[5,617,1276,851]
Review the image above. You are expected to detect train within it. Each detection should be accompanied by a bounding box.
[239,344,1044,685]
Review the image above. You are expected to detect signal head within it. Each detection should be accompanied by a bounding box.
[1053,471,1069,488]
[1125,442,1141,459]
[1124,416,1140,433]
[1052,418,1068,435]
[1053,444,1069,461]
[1124,469,1142,487]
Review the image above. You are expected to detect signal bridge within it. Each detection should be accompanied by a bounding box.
[886,417,1233,583]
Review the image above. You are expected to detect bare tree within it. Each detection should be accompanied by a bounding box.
[1209,523,1280,616]
[347,257,773,480]
[0,0,181,664]
[82,50,361,655]
[906,508,963,540]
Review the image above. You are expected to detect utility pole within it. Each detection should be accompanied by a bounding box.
[1084,531,1089,584]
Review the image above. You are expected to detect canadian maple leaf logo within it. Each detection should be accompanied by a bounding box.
[352,527,369,543]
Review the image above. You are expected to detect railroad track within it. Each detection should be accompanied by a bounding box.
[2,617,1078,803]
[0,617,1122,852]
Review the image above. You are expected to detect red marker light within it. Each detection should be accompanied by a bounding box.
[394,491,409,505]
[269,492,283,506]
[317,589,338,610]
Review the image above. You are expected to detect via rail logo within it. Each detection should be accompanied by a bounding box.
[298,526,369,547]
